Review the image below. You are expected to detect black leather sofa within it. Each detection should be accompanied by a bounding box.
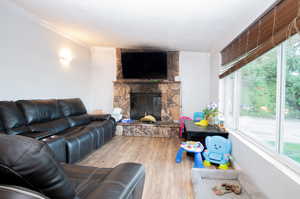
[0,134,145,199]
[0,98,116,163]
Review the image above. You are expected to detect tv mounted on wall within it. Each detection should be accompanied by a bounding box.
[121,52,167,79]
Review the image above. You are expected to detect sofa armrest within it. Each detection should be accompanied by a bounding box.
[89,114,112,121]
[0,185,49,199]
[87,163,145,199]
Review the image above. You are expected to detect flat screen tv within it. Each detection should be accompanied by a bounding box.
[121,52,167,79]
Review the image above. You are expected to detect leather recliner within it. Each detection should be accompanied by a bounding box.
[0,98,116,163]
[0,135,145,199]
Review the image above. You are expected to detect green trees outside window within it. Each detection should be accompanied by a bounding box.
[223,34,300,165]
[239,48,277,150]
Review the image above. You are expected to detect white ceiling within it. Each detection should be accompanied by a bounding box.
[11,0,278,52]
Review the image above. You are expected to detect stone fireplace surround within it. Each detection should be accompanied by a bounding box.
[113,81,180,122]
[130,92,162,121]
[113,49,180,137]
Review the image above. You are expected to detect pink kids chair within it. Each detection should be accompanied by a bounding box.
[179,116,192,137]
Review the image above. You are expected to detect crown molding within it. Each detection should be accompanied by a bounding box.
[10,1,91,49]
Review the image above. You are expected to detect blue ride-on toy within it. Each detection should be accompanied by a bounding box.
[203,136,232,170]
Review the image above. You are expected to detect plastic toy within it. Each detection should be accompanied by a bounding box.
[195,119,209,127]
[140,115,156,123]
[176,141,204,168]
[121,119,133,123]
[193,112,204,122]
[111,108,122,122]
[203,136,232,170]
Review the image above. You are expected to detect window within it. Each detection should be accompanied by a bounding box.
[224,74,235,129]
[282,34,300,164]
[222,34,300,168]
[239,48,278,150]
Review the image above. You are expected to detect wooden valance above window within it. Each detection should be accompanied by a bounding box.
[220,0,300,79]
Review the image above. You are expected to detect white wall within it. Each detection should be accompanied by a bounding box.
[0,1,93,110]
[209,52,221,103]
[0,0,217,116]
[230,133,300,199]
[89,47,116,113]
[179,52,211,118]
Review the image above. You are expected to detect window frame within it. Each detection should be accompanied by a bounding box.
[223,74,236,129]
[222,36,300,175]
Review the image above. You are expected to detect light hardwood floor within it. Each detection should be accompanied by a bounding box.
[79,136,195,199]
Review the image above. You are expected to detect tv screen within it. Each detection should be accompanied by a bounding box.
[121,52,167,79]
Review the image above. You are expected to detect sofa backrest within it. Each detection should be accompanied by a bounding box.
[58,98,87,117]
[0,101,30,135]
[0,134,76,199]
[17,99,63,124]
[0,98,87,135]
[16,99,70,134]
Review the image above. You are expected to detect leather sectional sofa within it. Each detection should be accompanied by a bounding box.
[0,134,145,199]
[0,98,116,163]
[0,98,146,199]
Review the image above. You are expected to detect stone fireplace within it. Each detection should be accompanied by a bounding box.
[130,92,162,121]
[113,81,180,122]
[113,49,180,137]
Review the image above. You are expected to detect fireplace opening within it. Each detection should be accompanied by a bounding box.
[130,92,162,121]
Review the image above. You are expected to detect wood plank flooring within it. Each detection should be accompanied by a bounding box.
[79,136,195,199]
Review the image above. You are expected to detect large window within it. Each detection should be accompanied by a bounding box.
[282,34,300,163]
[239,48,278,150]
[222,34,300,167]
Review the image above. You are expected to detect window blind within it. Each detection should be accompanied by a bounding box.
[220,0,300,78]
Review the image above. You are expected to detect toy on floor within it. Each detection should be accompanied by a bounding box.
[176,141,204,168]
[203,136,232,170]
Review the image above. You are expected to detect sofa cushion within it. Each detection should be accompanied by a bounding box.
[21,131,57,140]
[89,114,111,121]
[6,126,31,135]
[0,101,27,131]
[29,118,70,135]
[58,125,100,150]
[58,98,87,117]
[42,136,67,163]
[0,135,76,199]
[67,114,91,128]
[86,120,114,143]
[17,99,63,125]
[65,131,94,164]
[57,126,100,163]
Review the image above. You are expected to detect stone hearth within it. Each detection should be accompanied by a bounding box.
[116,122,179,138]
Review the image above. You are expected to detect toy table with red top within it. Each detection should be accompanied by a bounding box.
[175,141,204,168]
